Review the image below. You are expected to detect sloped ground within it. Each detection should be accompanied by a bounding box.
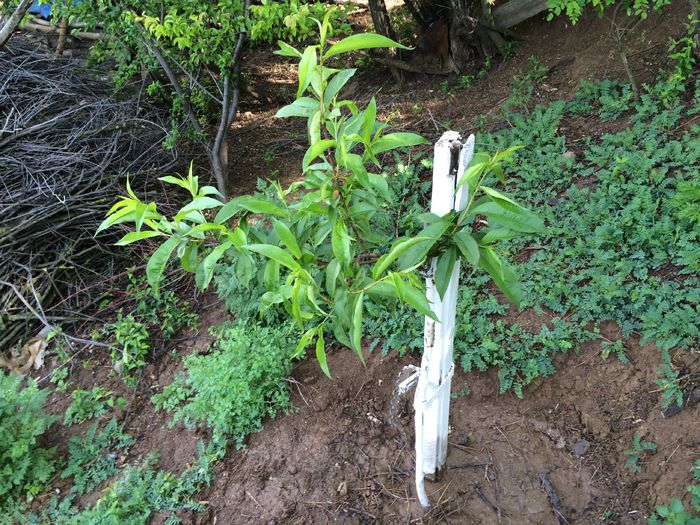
[193,334,697,524]
[15,2,699,524]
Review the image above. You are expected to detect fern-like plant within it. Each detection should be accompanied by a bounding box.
[0,372,56,508]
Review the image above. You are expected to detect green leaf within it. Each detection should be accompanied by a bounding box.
[199,241,233,290]
[352,292,365,364]
[316,327,331,378]
[115,230,162,246]
[133,201,154,232]
[146,237,180,292]
[215,196,286,223]
[246,244,301,271]
[96,201,135,234]
[325,258,340,297]
[159,175,190,190]
[180,243,199,273]
[471,201,546,234]
[371,132,428,155]
[199,185,224,199]
[175,197,223,220]
[481,186,518,205]
[361,97,377,143]
[292,326,317,358]
[297,46,318,98]
[456,153,489,191]
[361,279,395,298]
[273,219,302,258]
[390,272,405,302]
[434,246,457,299]
[324,33,409,59]
[308,110,322,145]
[402,280,438,321]
[292,278,304,328]
[331,219,351,270]
[367,173,391,201]
[275,41,303,58]
[275,97,320,118]
[323,69,356,106]
[372,236,431,279]
[395,217,454,270]
[478,247,521,307]
[228,226,247,248]
[263,259,280,290]
[302,139,335,171]
[481,228,518,244]
[453,229,480,266]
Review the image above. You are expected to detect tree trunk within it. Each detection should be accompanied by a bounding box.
[210,141,229,198]
[368,0,549,76]
[55,17,69,58]
[0,0,33,49]
[367,0,404,83]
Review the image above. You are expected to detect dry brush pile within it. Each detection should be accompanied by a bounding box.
[0,36,179,354]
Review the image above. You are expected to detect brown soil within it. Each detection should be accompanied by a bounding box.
[26,1,700,524]
[187,330,699,525]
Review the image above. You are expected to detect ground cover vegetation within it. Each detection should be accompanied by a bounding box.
[1,1,699,523]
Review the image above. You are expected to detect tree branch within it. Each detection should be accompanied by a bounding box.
[137,24,205,138]
[0,0,33,48]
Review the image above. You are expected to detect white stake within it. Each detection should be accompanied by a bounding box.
[414,132,474,508]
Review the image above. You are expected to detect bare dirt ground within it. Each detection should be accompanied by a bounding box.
[191,329,698,524]
[31,1,699,524]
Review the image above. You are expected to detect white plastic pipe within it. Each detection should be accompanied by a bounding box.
[414,133,474,508]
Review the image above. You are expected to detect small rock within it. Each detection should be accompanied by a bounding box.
[663,403,683,418]
[562,151,576,162]
[688,386,700,405]
[337,481,348,497]
[572,439,590,457]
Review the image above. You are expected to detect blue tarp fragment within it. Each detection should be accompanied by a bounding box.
[28,1,80,19]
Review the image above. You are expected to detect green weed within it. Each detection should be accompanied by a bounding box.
[125,274,199,340]
[0,373,56,511]
[107,312,149,375]
[624,434,657,473]
[64,387,121,426]
[61,419,133,496]
[152,321,293,448]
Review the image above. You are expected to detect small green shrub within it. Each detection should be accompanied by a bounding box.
[65,448,213,525]
[153,322,293,448]
[126,274,199,340]
[672,180,700,226]
[624,434,657,473]
[655,350,685,409]
[567,79,634,121]
[250,0,351,43]
[0,373,56,508]
[64,387,118,426]
[106,312,150,375]
[22,443,219,525]
[61,419,134,496]
[457,75,475,88]
[648,460,700,523]
[649,499,700,525]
